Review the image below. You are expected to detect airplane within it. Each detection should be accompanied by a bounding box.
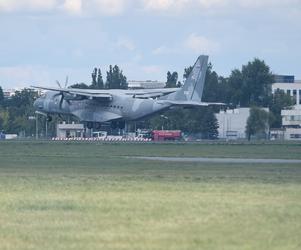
[32,55,222,129]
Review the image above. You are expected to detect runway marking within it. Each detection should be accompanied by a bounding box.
[131,157,301,164]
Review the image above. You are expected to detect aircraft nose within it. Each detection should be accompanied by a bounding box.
[34,98,44,110]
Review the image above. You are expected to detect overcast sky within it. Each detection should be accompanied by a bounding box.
[0,0,300,89]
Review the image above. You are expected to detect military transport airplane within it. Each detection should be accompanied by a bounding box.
[33,55,222,129]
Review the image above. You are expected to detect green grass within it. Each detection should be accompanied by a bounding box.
[0,141,301,250]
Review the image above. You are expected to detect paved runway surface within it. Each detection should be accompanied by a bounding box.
[133,157,301,164]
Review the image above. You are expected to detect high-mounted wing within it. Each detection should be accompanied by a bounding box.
[157,100,225,106]
[31,86,179,100]
[125,88,178,99]
[31,86,112,100]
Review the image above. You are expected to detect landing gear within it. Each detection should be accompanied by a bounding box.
[94,122,102,130]
[111,121,125,130]
[87,122,93,129]
[46,116,52,122]
[111,121,117,130]
[86,122,102,130]
[117,121,125,130]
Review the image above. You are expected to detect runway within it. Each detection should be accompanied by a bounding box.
[132,157,301,164]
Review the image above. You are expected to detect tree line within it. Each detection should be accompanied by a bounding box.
[70,65,127,90]
[0,58,294,139]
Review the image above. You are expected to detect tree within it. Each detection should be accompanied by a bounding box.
[226,69,244,106]
[183,66,193,81]
[96,68,104,89]
[246,107,270,140]
[91,68,104,89]
[226,59,274,107]
[269,89,293,128]
[0,86,4,105]
[3,89,39,135]
[91,68,97,87]
[202,64,221,102]
[183,107,219,139]
[106,65,127,89]
[165,71,178,88]
[0,107,9,131]
[70,83,89,89]
[242,59,274,106]
[199,107,219,139]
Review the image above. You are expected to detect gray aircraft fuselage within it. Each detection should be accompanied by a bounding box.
[34,91,171,123]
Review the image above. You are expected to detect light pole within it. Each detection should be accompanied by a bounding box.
[35,111,48,139]
[28,116,36,139]
[160,115,168,130]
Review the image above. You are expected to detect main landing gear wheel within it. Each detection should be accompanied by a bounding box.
[111,121,125,130]
[87,122,93,129]
[94,123,102,130]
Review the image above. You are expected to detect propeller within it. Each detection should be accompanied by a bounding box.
[54,76,70,109]
[64,76,69,88]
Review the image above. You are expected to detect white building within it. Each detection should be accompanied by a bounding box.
[56,122,85,138]
[216,107,269,140]
[278,109,301,140]
[283,128,301,140]
[128,80,165,89]
[271,80,301,140]
[272,82,301,107]
[281,109,301,127]
[216,108,250,139]
[3,89,16,98]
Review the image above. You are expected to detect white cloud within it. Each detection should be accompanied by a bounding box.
[184,33,220,54]
[238,0,301,9]
[115,37,136,51]
[0,0,299,15]
[142,65,162,74]
[0,0,127,16]
[143,0,190,11]
[62,0,82,15]
[0,0,57,12]
[197,0,228,8]
[153,34,220,56]
[152,45,179,55]
[92,0,127,16]
[0,65,51,88]
[143,0,301,12]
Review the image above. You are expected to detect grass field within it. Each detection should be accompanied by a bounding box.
[0,141,301,250]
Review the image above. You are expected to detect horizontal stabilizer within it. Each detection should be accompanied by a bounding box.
[157,100,208,106]
[157,100,225,107]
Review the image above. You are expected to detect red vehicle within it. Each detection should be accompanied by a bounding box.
[152,130,182,141]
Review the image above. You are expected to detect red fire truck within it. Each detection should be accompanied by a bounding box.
[152,130,182,141]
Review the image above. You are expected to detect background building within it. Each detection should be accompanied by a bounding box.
[272,75,301,107]
[128,80,165,89]
[271,75,301,140]
[216,108,250,140]
[56,122,85,139]
[216,108,269,140]
[3,89,16,99]
[273,74,295,83]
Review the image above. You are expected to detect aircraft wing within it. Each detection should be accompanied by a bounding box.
[125,88,179,99]
[157,100,225,106]
[31,86,112,100]
[31,86,178,100]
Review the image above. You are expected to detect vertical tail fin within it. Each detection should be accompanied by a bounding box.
[163,55,208,102]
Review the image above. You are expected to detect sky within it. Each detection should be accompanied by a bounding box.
[0,0,300,89]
